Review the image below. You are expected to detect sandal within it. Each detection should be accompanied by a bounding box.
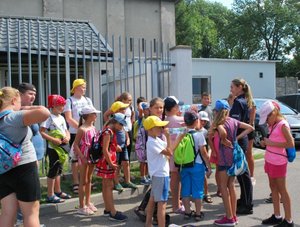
[55,191,72,199]
[72,184,79,194]
[184,211,194,220]
[194,211,205,221]
[203,194,213,203]
[91,182,97,190]
[216,190,222,197]
[46,195,65,203]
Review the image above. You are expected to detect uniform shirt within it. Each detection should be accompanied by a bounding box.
[146,136,169,177]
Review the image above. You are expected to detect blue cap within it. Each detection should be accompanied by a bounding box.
[214,100,230,111]
[141,102,149,110]
[112,113,127,126]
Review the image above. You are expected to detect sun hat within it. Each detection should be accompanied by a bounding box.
[164,96,184,110]
[198,111,210,121]
[258,100,279,125]
[79,106,101,116]
[214,100,230,112]
[184,111,199,126]
[110,101,130,113]
[48,95,66,108]
[71,79,86,94]
[112,113,127,126]
[143,116,169,130]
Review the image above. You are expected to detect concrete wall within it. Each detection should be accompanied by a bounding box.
[276,77,298,96]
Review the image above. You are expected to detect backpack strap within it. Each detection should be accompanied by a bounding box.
[0,110,13,119]
[188,130,208,170]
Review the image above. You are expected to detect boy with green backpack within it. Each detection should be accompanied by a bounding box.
[174,111,212,221]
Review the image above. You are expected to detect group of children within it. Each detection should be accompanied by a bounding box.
[29,77,294,226]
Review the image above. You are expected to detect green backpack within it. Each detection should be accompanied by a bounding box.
[174,131,197,168]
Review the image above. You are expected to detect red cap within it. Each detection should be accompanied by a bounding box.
[48,95,66,108]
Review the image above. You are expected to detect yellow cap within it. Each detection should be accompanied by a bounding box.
[71,79,86,94]
[143,116,169,130]
[110,101,130,113]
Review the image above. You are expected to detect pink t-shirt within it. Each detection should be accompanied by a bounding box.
[79,127,97,164]
[266,119,289,165]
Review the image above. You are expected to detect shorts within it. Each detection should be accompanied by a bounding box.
[0,161,41,202]
[117,148,129,165]
[264,161,287,178]
[47,147,63,178]
[180,163,205,199]
[151,176,170,202]
[217,165,231,171]
[69,134,78,162]
[247,131,255,140]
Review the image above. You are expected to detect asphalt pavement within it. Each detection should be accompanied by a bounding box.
[39,149,300,227]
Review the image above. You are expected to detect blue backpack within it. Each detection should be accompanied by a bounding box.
[0,110,25,174]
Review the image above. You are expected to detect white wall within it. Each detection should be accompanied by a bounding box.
[192,58,277,105]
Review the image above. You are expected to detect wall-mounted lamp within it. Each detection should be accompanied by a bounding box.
[259,72,263,78]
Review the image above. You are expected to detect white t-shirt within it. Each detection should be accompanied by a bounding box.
[63,96,93,134]
[188,129,206,164]
[41,114,68,148]
[146,136,169,177]
[124,106,133,132]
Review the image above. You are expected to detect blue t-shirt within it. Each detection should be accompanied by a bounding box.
[116,129,127,151]
[30,124,45,161]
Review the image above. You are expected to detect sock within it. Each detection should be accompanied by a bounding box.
[275,215,282,219]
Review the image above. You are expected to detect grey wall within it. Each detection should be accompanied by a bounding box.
[276,77,298,96]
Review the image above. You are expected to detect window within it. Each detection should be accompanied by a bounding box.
[192,76,211,104]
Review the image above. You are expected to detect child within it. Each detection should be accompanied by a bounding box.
[143,116,171,227]
[179,111,212,221]
[163,96,185,213]
[259,100,294,227]
[40,95,72,203]
[212,100,253,226]
[95,113,128,222]
[134,102,151,185]
[64,78,94,194]
[104,101,138,191]
[72,105,101,215]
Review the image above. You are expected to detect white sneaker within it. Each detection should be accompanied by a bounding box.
[77,206,94,216]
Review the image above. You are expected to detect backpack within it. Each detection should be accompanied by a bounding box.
[0,110,25,174]
[88,128,113,164]
[174,130,207,169]
[135,126,148,162]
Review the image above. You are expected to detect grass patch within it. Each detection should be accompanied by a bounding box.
[253,152,264,160]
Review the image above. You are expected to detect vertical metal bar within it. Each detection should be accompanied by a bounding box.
[6,19,11,86]
[132,38,136,106]
[105,34,109,106]
[138,38,142,97]
[18,20,22,83]
[98,34,103,127]
[156,40,159,97]
[28,20,32,84]
[74,29,78,79]
[167,43,170,96]
[125,37,129,91]
[112,35,116,98]
[56,26,60,94]
[90,32,94,101]
[65,25,71,98]
[119,36,123,94]
[150,40,153,97]
[47,24,51,95]
[37,21,43,105]
[82,30,86,79]
[161,42,164,97]
[144,39,148,100]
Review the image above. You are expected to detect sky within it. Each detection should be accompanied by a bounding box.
[208,0,234,8]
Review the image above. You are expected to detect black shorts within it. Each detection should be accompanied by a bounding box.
[0,161,41,202]
[117,148,129,165]
[47,147,63,178]
[247,131,255,140]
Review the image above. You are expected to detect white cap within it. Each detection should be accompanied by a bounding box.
[259,100,275,125]
[80,106,101,115]
[198,111,210,122]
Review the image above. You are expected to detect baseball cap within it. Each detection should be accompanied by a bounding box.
[143,116,169,130]
[164,96,184,110]
[184,111,199,126]
[18,83,36,93]
[198,111,210,121]
[112,113,127,126]
[214,100,230,112]
[80,106,101,115]
[48,95,66,108]
[71,79,86,94]
[140,102,149,110]
[259,100,279,125]
[110,101,130,113]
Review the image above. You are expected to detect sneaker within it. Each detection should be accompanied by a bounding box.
[123,182,138,189]
[214,216,235,226]
[77,206,94,216]
[233,216,238,224]
[274,219,294,227]
[140,178,150,185]
[114,183,124,192]
[103,210,111,216]
[87,203,98,212]
[14,219,23,227]
[109,211,128,222]
[134,208,146,222]
[262,214,283,225]
[174,205,185,214]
